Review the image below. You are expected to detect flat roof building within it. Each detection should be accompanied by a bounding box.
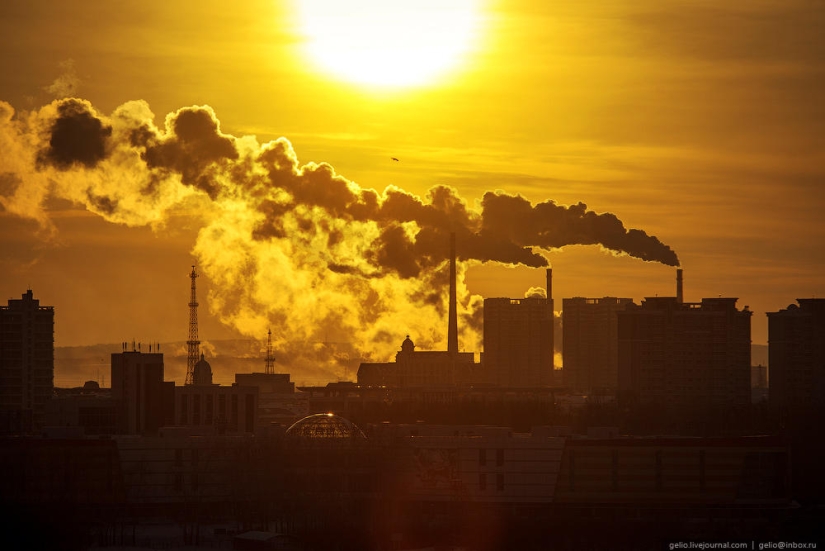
[562,297,632,393]
[111,346,175,435]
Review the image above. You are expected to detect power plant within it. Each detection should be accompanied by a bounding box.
[5,259,821,550]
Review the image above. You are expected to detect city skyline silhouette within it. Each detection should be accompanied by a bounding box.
[0,2,823,549]
[1,1,823,363]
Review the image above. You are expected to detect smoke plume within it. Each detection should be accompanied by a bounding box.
[0,98,679,379]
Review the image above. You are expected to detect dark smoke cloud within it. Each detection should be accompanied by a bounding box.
[37,99,111,170]
[3,97,681,375]
[11,96,683,274]
[479,192,680,267]
[369,224,420,278]
[141,106,238,198]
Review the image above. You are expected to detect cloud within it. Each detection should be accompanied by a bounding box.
[44,59,81,99]
[0,97,680,379]
[37,98,112,170]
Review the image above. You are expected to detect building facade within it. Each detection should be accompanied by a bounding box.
[0,290,54,434]
[617,297,752,407]
[562,297,632,393]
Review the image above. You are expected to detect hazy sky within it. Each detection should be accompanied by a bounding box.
[1,0,823,383]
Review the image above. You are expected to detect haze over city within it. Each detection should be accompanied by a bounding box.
[1,0,823,383]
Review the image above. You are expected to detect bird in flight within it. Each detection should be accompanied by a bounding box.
[391,157,399,162]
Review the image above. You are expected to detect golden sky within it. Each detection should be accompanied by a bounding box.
[1,0,823,384]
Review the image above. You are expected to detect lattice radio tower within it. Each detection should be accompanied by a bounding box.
[185,265,200,385]
[264,328,275,374]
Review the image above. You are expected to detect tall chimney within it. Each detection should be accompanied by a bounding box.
[448,232,458,355]
[546,268,553,301]
[676,268,683,303]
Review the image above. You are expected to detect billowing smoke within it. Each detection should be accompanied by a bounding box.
[0,98,679,379]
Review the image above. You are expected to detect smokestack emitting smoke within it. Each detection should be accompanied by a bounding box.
[676,268,684,303]
[0,98,680,378]
[448,232,458,355]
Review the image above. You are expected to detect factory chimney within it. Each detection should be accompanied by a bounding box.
[448,232,459,355]
[546,268,553,302]
[676,268,684,304]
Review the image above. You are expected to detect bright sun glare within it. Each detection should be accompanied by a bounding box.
[294,0,482,89]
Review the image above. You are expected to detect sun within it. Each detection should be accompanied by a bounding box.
[293,0,483,89]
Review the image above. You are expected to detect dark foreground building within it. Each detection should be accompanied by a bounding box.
[1,416,815,551]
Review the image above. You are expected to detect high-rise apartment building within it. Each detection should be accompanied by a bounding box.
[483,270,554,388]
[0,290,54,434]
[111,346,174,435]
[617,297,751,406]
[767,298,825,413]
[562,297,632,392]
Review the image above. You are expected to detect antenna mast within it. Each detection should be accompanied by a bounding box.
[265,328,275,374]
[185,266,200,385]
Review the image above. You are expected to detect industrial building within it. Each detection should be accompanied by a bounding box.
[0,290,55,434]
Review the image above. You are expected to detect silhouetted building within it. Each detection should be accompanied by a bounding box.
[0,290,54,434]
[369,423,788,506]
[111,346,175,435]
[554,435,788,504]
[236,371,307,428]
[235,372,294,394]
[562,297,632,393]
[617,297,752,407]
[483,269,554,388]
[192,352,213,386]
[357,335,476,388]
[174,383,259,434]
[0,437,126,504]
[767,298,825,414]
[45,387,118,436]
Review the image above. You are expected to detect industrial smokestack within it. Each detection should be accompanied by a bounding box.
[448,232,458,355]
[676,268,684,303]
[546,268,553,301]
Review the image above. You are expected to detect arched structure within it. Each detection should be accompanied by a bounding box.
[285,413,367,442]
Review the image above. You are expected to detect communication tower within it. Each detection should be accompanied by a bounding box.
[265,328,276,375]
[185,266,200,385]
